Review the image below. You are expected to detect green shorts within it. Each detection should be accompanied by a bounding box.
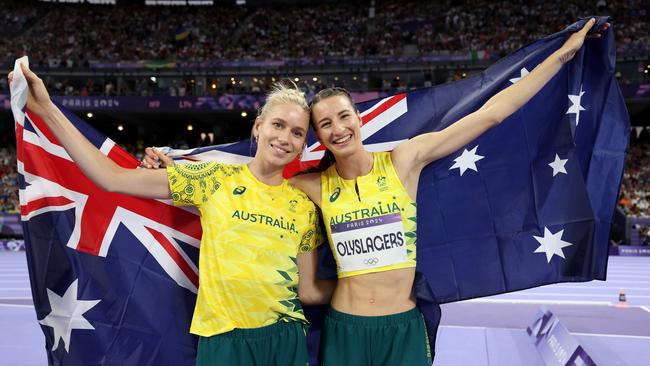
[320,307,432,366]
[197,320,308,366]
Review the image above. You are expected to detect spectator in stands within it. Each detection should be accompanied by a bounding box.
[1,0,647,67]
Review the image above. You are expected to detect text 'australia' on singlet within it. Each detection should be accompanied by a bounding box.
[167,162,321,337]
[320,152,416,278]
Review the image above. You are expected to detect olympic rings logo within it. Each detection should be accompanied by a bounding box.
[363,258,379,265]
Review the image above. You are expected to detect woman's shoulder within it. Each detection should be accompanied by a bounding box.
[289,172,320,188]
[289,173,322,206]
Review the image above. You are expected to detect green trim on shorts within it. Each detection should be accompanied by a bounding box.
[197,320,308,366]
[320,307,432,366]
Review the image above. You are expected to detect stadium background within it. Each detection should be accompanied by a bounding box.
[0,0,649,365]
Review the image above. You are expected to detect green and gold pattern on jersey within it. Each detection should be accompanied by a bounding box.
[170,162,241,204]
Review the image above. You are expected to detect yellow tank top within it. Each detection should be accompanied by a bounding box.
[320,151,416,278]
[167,162,321,337]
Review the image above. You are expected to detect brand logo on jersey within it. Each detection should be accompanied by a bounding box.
[233,186,247,195]
[329,187,341,203]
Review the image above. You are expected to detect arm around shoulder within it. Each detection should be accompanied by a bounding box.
[289,172,322,207]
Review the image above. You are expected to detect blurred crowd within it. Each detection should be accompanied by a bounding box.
[618,132,650,245]
[0,0,647,67]
[0,0,647,97]
[0,146,18,214]
[618,133,650,218]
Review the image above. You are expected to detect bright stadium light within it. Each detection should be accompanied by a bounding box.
[117,124,124,131]
[241,111,248,117]
[86,112,93,118]
[187,124,193,131]
[150,76,157,83]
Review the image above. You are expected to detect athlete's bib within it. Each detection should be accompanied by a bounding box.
[321,152,417,278]
[331,212,407,272]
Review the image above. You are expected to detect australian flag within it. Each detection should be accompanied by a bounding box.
[12,17,627,365]
[12,65,201,363]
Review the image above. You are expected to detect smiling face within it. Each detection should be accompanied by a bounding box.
[311,94,363,159]
[253,102,309,169]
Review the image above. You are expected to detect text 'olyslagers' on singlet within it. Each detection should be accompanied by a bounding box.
[330,212,406,272]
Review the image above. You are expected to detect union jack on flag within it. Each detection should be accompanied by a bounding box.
[12,17,627,366]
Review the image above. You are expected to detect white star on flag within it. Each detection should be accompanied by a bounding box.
[449,145,485,176]
[566,85,586,126]
[39,279,100,352]
[509,67,530,84]
[533,227,574,263]
[548,154,568,176]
